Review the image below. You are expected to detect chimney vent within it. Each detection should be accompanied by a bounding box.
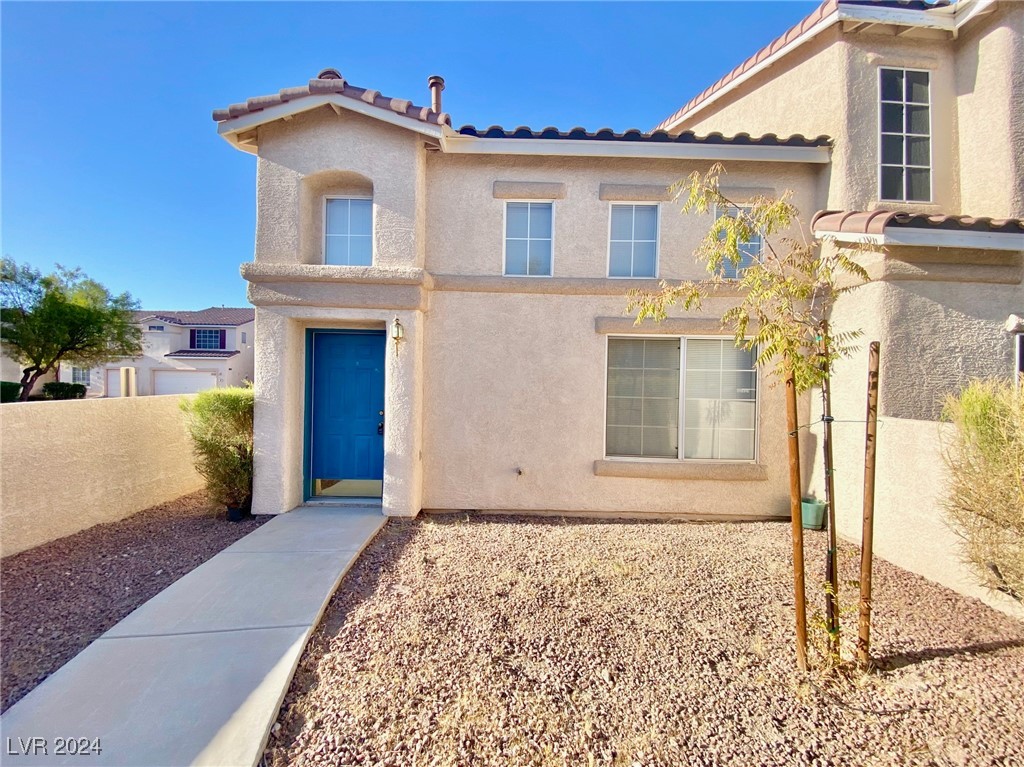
[428,75,445,113]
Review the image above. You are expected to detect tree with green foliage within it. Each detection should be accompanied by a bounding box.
[0,259,143,401]
[627,163,871,669]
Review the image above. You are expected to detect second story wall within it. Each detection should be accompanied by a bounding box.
[954,2,1024,218]
[424,154,823,280]
[254,107,427,269]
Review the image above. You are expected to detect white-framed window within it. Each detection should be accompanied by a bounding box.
[609,204,659,278]
[71,367,91,386]
[504,201,553,276]
[324,197,373,266]
[714,205,762,279]
[879,67,931,202]
[241,331,247,345]
[148,325,164,331]
[606,337,758,461]
[193,328,224,350]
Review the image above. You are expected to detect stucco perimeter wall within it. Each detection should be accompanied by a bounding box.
[955,2,1024,218]
[421,290,812,518]
[255,108,426,268]
[0,396,203,557]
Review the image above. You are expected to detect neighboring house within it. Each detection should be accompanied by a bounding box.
[59,307,255,396]
[212,0,1022,523]
[0,351,55,390]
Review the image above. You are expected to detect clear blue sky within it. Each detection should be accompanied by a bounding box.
[2,1,817,310]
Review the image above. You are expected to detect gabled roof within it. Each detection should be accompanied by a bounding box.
[654,0,984,133]
[135,307,255,327]
[213,68,449,138]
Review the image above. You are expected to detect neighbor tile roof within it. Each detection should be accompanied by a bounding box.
[165,349,240,359]
[135,307,255,327]
[457,125,831,147]
[212,69,450,127]
[811,210,1024,235]
[653,0,953,132]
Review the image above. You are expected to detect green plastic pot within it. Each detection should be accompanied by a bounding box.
[801,498,827,530]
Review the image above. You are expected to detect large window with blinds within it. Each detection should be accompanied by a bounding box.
[606,337,758,461]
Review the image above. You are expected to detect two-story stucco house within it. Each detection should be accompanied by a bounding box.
[212,0,1022,529]
[61,307,255,396]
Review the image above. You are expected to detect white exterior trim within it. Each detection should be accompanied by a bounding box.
[440,135,829,163]
[501,199,555,278]
[816,229,1024,251]
[606,201,661,280]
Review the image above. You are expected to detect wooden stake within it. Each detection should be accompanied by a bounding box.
[819,326,840,659]
[857,342,881,666]
[786,369,808,672]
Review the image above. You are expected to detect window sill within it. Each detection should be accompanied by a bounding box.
[593,459,768,481]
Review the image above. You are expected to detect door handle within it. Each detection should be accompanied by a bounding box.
[378,422,384,435]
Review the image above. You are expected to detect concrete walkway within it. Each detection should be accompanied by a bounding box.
[0,505,385,767]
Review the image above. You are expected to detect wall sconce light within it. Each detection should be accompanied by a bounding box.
[391,316,404,355]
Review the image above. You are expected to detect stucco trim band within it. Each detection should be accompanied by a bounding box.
[247,282,425,310]
[492,181,567,200]
[598,184,672,202]
[595,317,753,335]
[865,261,1022,285]
[593,460,769,481]
[241,262,430,287]
[431,275,744,297]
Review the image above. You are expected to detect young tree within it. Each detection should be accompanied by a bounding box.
[627,164,869,668]
[0,259,143,400]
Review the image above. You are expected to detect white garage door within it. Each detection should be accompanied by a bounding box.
[105,369,121,397]
[154,371,217,395]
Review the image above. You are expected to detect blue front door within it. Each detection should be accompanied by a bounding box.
[308,330,386,497]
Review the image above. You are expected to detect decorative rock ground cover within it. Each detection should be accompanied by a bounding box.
[267,515,1024,767]
[0,491,267,711]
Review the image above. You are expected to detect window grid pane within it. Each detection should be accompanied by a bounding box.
[325,198,373,265]
[606,339,679,458]
[72,367,91,386]
[609,204,658,278]
[505,202,553,276]
[880,68,930,202]
[716,205,761,279]
[683,339,757,461]
[194,329,222,350]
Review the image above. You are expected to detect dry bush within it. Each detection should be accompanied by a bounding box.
[942,377,1024,601]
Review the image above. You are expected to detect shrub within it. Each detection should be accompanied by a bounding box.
[942,378,1024,602]
[0,381,22,403]
[41,382,87,400]
[180,387,254,509]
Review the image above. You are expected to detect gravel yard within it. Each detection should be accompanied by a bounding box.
[0,491,267,711]
[267,515,1024,767]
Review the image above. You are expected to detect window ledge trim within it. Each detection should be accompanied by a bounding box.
[594,459,768,481]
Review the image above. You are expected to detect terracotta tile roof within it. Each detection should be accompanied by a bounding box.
[135,308,255,327]
[457,125,831,147]
[165,349,241,359]
[811,209,1024,236]
[212,69,450,128]
[653,0,953,132]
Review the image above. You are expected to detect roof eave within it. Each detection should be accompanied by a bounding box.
[815,228,1024,251]
[217,94,445,153]
[656,0,981,134]
[438,135,831,164]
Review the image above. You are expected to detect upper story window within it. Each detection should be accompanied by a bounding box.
[148,325,165,331]
[715,205,762,279]
[504,202,552,276]
[879,67,931,202]
[325,197,373,266]
[192,328,225,350]
[605,337,758,461]
[609,204,659,278]
[71,367,91,386]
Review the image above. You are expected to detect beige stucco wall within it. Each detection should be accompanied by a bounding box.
[954,2,1024,218]
[0,395,203,557]
[255,108,426,269]
[679,17,1024,216]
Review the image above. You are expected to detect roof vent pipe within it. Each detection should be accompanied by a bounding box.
[428,75,445,113]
